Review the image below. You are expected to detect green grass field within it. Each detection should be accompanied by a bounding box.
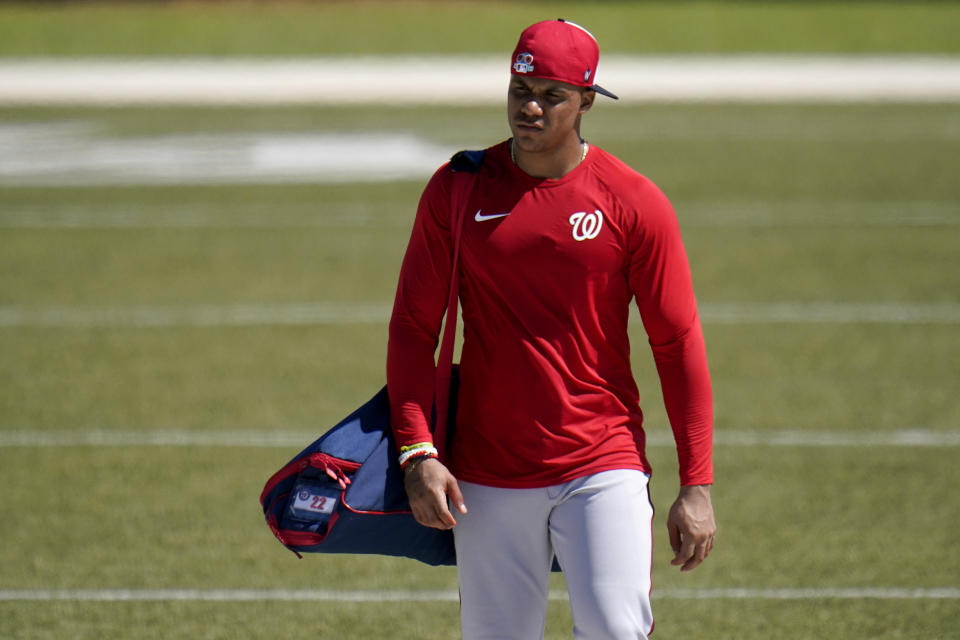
[1,1,959,639]
[1,0,959,55]
[2,99,958,640]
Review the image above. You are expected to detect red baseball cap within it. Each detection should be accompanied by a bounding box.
[510,19,618,100]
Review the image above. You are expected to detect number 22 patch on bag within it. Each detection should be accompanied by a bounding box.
[287,478,340,525]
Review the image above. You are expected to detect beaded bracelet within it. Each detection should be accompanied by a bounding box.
[398,444,438,469]
[398,445,437,466]
[400,450,438,472]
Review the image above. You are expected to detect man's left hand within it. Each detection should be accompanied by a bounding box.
[666,484,716,572]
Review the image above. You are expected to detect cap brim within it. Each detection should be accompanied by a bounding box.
[590,84,619,100]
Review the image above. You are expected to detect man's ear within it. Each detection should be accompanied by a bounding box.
[579,90,596,114]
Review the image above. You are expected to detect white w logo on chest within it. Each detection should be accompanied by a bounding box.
[569,209,604,241]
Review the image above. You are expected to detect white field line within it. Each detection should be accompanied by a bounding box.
[0,207,412,229]
[1,301,959,328]
[0,587,956,602]
[0,128,460,187]
[699,302,960,325]
[0,302,394,327]
[2,200,957,229]
[0,428,956,448]
[4,121,960,186]
[1,56,959,104]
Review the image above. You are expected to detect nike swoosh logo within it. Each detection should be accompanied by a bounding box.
[475,209,511,222]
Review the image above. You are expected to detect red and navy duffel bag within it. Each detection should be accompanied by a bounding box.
[259,382,457,565]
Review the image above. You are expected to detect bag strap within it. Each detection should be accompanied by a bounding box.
[433,149,485,463]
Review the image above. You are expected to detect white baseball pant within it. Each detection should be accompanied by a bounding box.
[454,469,654,639]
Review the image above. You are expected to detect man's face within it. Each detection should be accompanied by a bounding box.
[508,76,595,153]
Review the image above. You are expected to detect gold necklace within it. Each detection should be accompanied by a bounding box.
[510,139,589,167]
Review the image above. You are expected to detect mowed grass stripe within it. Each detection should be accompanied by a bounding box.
[0,428,956,448]
[1,588,957,602]
[1,301,958,327]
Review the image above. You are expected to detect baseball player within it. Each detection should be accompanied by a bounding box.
[388,19,716,639]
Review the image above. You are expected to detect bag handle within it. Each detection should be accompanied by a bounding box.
[433,150,484,463]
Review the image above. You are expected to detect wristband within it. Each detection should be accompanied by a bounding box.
[398,445,439,469]
[399,442,435,454]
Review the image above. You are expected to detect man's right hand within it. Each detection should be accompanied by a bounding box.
[403,457,467,530]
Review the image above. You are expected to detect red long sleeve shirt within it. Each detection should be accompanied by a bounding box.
[387,141,713,488]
